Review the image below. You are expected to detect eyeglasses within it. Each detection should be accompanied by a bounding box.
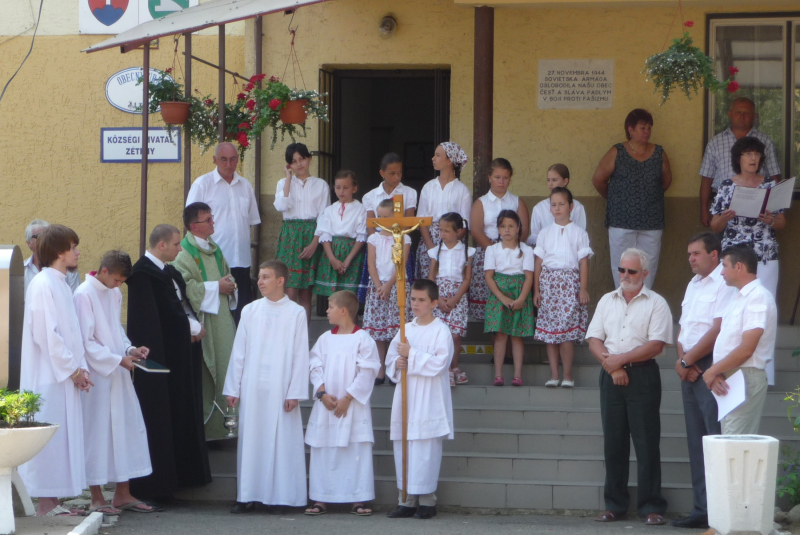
[217,157,238,164]
[617,267,639,275]
[194,215,214,225]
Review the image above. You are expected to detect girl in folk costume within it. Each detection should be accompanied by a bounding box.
[469,159,530,319]
[427,213,475,387]
[415,142,472,280]
[313,170,367,296]
[363,199,412,385]
[533,188,592,388]
[526,164,587,246]
[304,291,380,517]
[273,142,331,320]
[484,210,535,387]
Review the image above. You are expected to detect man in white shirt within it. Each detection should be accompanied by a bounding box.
[703,244,777,435]
[671,233,735,529]
[23,219,80,292]
[586,248,673,526]
[187,143,261,324]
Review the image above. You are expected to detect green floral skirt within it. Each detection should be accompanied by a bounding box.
[313,236,365,297]
[484,273,534,337]
[276,219,320,289]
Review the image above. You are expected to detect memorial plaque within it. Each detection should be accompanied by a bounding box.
[538,59,614,109]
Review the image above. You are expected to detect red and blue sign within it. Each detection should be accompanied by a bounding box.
[88,0,129,26]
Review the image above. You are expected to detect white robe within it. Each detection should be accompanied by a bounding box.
[305,328,380,503]
[73,275,152,485]
[385,318,454,494]
[18,268,87,497]
[222,296,309,506]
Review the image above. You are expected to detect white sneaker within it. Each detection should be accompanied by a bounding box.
[561,379,574,388]
[544,379,559,388]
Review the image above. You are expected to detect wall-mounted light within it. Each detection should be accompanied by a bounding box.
[379,15,397,38]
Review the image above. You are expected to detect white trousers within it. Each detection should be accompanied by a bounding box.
[608,227,663,289]
[756,259,778,385]
[393,437,443,497]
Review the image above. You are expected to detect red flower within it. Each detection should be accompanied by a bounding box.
[236,132,249,147]
[245,83,254,92]
[269,98,282,111]
[164,68,173,74]
[728,66,739,76]
[250,73,266,83]
[250,116,257,124]
[238,122,250,130]
[236,92,246,101]
[683,20,694,28]
[727,81,740,93]
[204,99,214,106]
[246,99,256,111]
[269,76,279,82]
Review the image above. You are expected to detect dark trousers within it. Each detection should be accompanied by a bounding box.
[230,267,255,325]
[680,353,720,517]
[599,360,667,515]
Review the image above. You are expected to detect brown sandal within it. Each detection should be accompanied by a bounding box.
[595,510,627,522]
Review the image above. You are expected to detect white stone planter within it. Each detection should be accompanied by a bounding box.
[704,434,779,535]
[0,425,59,535]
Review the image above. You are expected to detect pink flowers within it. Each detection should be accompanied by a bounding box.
[683,20,694,28]
[727,81,740,93]
[269,98,282,111]
[728,66,739,76]
[204,99,213,106]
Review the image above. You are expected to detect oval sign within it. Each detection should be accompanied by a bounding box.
[105,67,170,114]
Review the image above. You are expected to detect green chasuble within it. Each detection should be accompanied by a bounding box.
[174,232,237,440]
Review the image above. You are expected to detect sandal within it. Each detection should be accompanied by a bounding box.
[493,376,504,386]
[454,368,469,385]
[351,503,372,516]
[44,505,78,517]
[304,503,327,516]
[89,505,121,516]
[512,376,523,387]
[115,501,154,513]
[449,371,455,387]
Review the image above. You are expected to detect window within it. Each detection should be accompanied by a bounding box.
[707,14,800,184]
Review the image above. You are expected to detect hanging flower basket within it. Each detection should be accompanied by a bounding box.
[279,99,308,124]
[160,101,191,125]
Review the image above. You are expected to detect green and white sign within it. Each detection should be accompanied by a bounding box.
[148,0,190,19]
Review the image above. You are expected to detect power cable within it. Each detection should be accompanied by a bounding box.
[0,0,45,105]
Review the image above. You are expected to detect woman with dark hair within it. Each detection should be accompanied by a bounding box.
[592,108,672,289]
[710,136,786,299]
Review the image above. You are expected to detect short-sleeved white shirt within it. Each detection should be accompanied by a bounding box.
[484,242,535,275]
[314,200,367,243]
[272,175,331,221]
[368,232,411,282]
[479,191,520,241]
[186,168,261,268]
[427,242,475,282]
[362,183,418,214]
[677,263,736,353]
[586,286,674,356]
[699,128,781,190]
[527,197,587,246]
[533,222,593,270]
[713,279,777,369]
[417,178,472,223]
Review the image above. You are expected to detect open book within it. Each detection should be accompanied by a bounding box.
[728,177,795,219]
[132,359,170,373]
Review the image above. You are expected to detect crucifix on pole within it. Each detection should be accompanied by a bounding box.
[367,195,431,503]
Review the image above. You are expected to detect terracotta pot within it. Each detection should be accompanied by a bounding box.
[160,101,191,125]
[279,99,308,125]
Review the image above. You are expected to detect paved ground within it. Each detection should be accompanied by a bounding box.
[14,514,85,535]
[106,502,718,535]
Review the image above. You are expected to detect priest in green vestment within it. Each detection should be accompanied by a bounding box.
[174,202,238,440]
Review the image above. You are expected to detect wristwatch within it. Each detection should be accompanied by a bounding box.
[315,390,327,400]
[681,359,690,369]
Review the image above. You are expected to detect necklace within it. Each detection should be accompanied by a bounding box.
[628,141,646,155]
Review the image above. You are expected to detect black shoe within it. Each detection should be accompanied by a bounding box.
[414,505,437,519]
[670,515,708,528]
[387,505,417,518]
[230,502,255,514]
[374,377,385,386]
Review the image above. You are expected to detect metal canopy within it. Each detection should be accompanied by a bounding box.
[83,0,326,54]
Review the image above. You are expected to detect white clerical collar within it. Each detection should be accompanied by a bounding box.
[145,251,166,270]
[195,236,211,249]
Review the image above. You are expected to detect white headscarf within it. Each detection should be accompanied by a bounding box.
[440,141,469,172]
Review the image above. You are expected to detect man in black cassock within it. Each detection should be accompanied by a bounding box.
[126,224,212,503]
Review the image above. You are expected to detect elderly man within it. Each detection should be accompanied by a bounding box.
[586,248,673,526]
[671,233,736,529]
[187,143,260,324]
[703,244,777,435]
[699,97,780,227]
[24,219,80,292]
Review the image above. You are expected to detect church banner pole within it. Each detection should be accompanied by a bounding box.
[397,268,409,504]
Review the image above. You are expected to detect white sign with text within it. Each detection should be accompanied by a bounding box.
[537,59,614,109]
[101,127,181,163]
[105,68,166,114]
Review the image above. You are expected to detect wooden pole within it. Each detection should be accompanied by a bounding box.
[253,16,263,272]
[183,32,192,202]
[140,42,151,257]
[473,6,494,200]
[397,273,409,504]
[218,24,226,142]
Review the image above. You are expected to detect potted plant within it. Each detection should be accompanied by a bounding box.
[183,91,254,161]
[134,68,192,125]
[644,21,739,104]
[246,75,328,149]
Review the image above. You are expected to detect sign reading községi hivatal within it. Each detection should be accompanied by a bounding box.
[79,0,198,35]
[537,59,614,109]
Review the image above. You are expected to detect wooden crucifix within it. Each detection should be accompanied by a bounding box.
[367,195,432,502]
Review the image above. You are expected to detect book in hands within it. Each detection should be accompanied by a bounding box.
[132,359,170,373]
[727,177,795,219]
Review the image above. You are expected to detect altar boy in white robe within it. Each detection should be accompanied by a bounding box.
[19,225,93,517]
[74,250,154,514]
[305,290,380,516]
[223,260,309,514]
[385,279,454,520]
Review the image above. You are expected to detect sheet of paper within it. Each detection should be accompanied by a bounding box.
[713,369,746,421]
[728,186,767,219]
[765,176,796,213]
